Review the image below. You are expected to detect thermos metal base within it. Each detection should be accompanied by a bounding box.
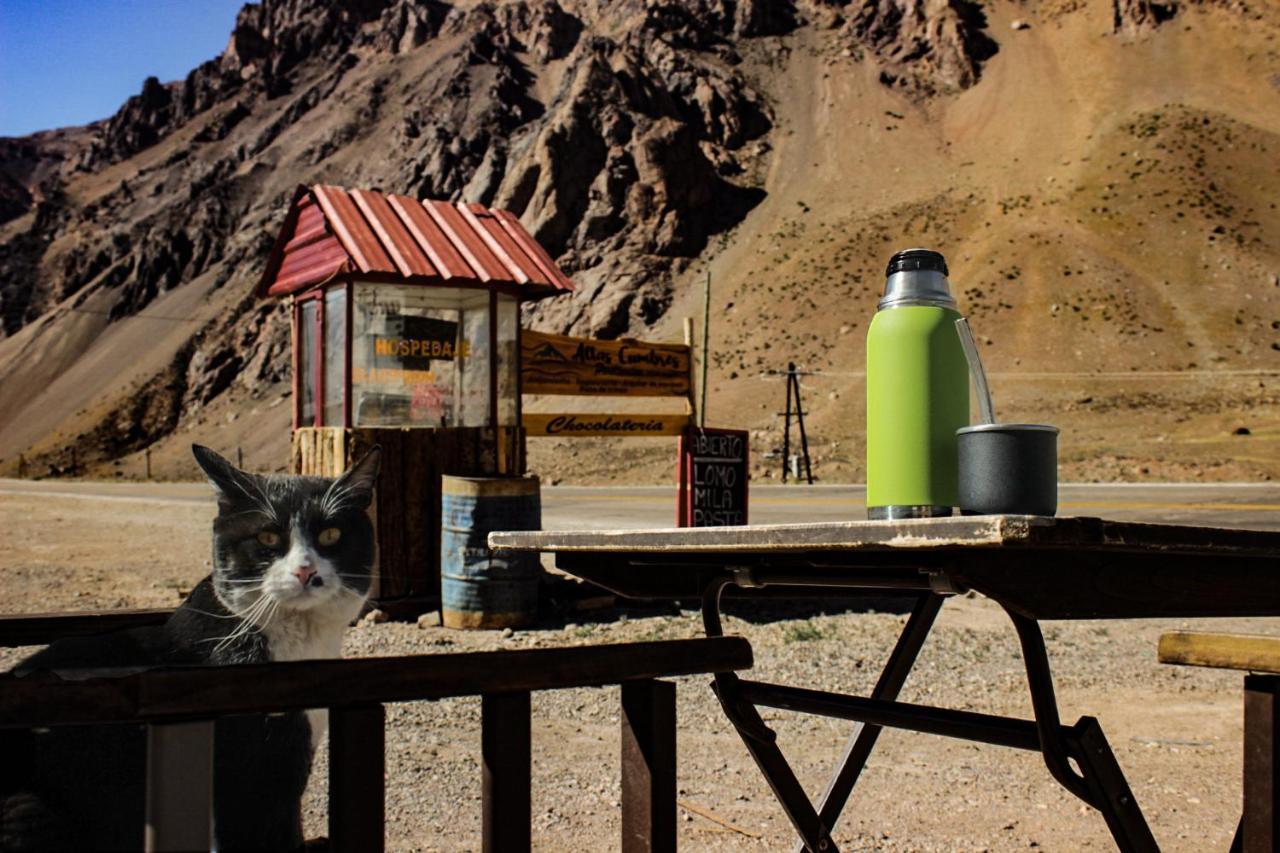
[867,505,954,520]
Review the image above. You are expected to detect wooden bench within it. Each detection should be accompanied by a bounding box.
[1159,631,1280,853]
[1,614,752,853]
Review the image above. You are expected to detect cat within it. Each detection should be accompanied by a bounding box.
[1,444,381,851]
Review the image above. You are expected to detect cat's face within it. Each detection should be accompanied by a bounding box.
[192,446,381,619]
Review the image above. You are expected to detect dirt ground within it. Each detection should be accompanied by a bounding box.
[1,488,1274,851]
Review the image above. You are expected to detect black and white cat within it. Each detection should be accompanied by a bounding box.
[1,444,380,851]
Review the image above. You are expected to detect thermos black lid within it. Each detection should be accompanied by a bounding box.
[886,248,949,277]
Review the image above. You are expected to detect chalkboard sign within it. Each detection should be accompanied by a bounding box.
[678,427,749,527]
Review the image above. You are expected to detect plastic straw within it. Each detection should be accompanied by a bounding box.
[954,318,996,424]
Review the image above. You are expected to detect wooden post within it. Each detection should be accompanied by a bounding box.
[236,446,243,469]
[145,448,151,480]
[70,446,77,474]
[1244,675,1280,852]
[700,271,710,428]
[621,679,677,853]
[683,317,696,424]
[330,704,386,853]
[17,453,25,479]
[144,721,213,852]
[482,691,531,852]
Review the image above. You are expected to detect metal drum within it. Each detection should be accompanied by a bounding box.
[441,475,542,629]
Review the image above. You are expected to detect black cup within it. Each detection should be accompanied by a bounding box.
[956,424,1059,516]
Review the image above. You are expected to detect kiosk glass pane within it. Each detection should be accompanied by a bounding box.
[496,294,518,426]
[297,301,317,427]
[323,287,347,427]
[351,284,491,428]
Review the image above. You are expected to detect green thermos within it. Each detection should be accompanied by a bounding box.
[866,249,970,519]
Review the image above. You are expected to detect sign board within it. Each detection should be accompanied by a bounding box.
[522,330,692,397]
[678,427,749,527]
[371,316,464,369]
[523,412,691,438]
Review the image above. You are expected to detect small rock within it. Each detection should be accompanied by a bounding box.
[839,324,852,335]
[362,608,389,624]
[1011,19,1031,30]
[501,627,514,638]
[416,611,441,629]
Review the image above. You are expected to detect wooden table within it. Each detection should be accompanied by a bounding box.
[491,515,1280,853]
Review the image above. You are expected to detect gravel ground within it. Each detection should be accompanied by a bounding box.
[2,489,1274,850]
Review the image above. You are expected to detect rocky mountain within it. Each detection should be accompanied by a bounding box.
[0,0,1277,484]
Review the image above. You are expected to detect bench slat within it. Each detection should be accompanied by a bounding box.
[1158,631,1280,674]
[0,608,173,648]
[0,637,752,727]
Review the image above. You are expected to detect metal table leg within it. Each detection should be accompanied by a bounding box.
[792,593,944,853]
[702,577,838,852]
[1005,609,1159,853]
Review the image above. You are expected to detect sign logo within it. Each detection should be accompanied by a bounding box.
[521,330,692,397]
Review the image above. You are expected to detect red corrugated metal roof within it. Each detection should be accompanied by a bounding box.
[257,185,575,299]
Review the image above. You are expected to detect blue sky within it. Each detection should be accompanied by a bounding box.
[0,0,246,137]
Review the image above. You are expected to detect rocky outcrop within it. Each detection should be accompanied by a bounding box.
[0,0,1028,470]
[1112,0,1251,33]
[78,0,396,170]
[1112,0,1179,31]
[839,0,998,95]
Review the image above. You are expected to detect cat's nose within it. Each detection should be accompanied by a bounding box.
[292,563,317,585]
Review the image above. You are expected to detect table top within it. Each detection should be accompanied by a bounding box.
[490,516,1280,621]
[490,515,1280,557]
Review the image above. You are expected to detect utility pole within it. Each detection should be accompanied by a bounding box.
[700,269,711,427]
[778,363,814,484]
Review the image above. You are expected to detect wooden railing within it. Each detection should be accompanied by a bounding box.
[1,614,752,852]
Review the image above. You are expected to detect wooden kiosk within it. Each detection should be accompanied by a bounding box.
[257,184,573,613]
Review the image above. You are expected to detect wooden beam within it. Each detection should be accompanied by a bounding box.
[1160,632,1280,674]
[621,679,676,853]
[330,704,385,853]
[0,638,752,727]
[1244,676,1280,853]
[482,691,530,852]
[0,608,172,648]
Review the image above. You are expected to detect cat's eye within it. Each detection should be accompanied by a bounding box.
[318,527,341,547]
[256,530,281,548]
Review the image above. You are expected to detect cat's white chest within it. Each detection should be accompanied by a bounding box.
[265,607,355,750]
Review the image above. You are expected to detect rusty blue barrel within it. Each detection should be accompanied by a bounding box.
[441,475,542,629]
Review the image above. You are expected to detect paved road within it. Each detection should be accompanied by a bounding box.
[3,479,1279,530]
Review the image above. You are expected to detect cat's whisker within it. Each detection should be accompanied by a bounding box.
[208,594,277,652]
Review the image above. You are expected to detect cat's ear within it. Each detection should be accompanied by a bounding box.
[192,444,257,505]
[331,446,381,509]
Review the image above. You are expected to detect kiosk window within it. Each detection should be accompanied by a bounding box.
[351,284,491,428]
[297,300,317,427]
[323,287,347,427]
[496,294,518,426]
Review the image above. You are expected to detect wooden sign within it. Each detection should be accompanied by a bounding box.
[523,412,691,438]
[678,427,749,527]
[372,316,463,369]
[522,330,691,397]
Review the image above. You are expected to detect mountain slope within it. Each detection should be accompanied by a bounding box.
[1,0,1277,484]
